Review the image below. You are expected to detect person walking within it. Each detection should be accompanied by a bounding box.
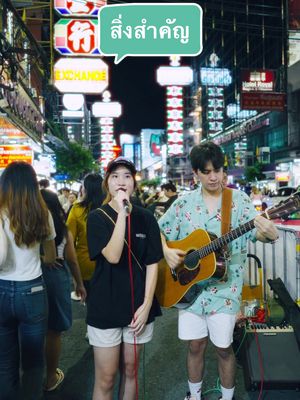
[158,142,278,400]
[0,162,56,400]
[40,189,86,392]
[86,157,163,400]
[66,173,104,297]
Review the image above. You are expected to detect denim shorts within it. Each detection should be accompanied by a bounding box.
[42,261,72,332]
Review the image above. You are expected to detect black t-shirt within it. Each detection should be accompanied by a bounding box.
[86,204,163,329]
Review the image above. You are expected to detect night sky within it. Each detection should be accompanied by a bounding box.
[87,0,200,137]
[94,55,193,137]
[105,56,167,136]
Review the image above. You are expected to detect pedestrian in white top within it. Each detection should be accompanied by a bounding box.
[0,162,56,400]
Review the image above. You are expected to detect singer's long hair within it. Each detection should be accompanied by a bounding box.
[102,165,137,205]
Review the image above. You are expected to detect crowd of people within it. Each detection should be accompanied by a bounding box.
[0,142,279,400]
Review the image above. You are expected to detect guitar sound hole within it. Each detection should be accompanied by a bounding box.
[178,266,200,285]
[184,250,199,270]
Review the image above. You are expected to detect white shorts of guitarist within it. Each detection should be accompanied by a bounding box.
[178,310,236,348]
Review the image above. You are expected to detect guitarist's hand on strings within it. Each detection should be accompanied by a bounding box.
[161,233,186,269]
[164,246,186,270]
[254,215,279,243]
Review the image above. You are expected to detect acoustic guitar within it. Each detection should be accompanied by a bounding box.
[155,190,300,308]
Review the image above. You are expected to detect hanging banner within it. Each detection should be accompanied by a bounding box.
[241,92,286,111]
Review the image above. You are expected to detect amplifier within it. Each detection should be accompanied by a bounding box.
[235,324,300,390]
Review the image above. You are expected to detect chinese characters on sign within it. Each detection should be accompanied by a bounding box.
[53,0,108,94]
[54,19,99,55]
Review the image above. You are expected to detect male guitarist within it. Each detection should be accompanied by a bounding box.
[158,142,278,400]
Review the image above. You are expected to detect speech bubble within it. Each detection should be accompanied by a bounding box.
[98,3,203,64]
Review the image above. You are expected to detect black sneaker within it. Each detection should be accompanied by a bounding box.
[184,393,196,400]
[184,392,204,400]
[218,397,235,400]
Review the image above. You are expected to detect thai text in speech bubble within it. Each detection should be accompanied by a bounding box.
[98,3,203,64]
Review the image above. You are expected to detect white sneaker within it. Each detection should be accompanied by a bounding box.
[71,291,81,301]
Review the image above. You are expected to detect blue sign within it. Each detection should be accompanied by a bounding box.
[53,173,70,181]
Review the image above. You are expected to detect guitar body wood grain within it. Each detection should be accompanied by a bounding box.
[155,229,227,308]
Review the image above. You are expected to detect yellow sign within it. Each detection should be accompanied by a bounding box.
[54,58,109,93]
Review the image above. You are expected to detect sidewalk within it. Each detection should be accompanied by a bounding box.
[44,302,300,400]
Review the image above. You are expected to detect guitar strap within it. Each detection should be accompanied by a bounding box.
[221,187,233,251]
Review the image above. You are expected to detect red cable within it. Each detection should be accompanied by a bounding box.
[127,214,139,400]
[253,324,264,400]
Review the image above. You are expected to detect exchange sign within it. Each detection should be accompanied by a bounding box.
[54,58,109,94]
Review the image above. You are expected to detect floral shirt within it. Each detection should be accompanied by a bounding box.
[158,187,257,316]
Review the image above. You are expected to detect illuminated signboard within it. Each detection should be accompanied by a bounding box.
[156,66,193,86]
[92,102,122,117]
[241,70,275,92]
[54,0,106,16]
[0,117,27,139]
[0,145,33,168]
[226,103,257,119]
[54,58,108,93]
[54,19,100,55]
[141,129,164,169]
[166,85,184,155]
[241,92,286,111]
[200,67,232,86]
[100,117,115,170]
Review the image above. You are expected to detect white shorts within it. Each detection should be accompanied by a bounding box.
[87,322,154,348]
[178,310,236,348]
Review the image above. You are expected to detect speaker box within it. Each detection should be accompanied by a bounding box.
[235,325,300,391]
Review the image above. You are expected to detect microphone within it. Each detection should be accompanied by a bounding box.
[122,199,130,214]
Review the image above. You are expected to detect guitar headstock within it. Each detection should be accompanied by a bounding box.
[265,189,300,220]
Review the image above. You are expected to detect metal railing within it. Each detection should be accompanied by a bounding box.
[247,225,300,306]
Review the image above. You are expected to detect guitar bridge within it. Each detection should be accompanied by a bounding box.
[178,267,200,285]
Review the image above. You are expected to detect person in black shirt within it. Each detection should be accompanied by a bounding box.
[149,181,178,217]
[160,181,178,212]
[86,157,163,400]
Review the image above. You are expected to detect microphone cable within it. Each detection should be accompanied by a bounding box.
[127,212,139,400]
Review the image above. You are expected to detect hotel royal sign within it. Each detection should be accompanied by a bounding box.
[53,58,108,93]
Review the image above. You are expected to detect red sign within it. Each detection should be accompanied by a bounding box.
[0,117,27,139]
[67,19,96,54]
[241,92,286,111]
[241,69,275,92]
[54,0,106,16]
[0,145,33,168]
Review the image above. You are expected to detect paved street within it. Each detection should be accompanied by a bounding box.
[43,301,300,400]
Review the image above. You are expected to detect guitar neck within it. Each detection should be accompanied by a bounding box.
[184,190,300,265]
[199,219,256,259]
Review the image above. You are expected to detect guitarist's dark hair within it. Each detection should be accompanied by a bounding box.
[190,142,225,173]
